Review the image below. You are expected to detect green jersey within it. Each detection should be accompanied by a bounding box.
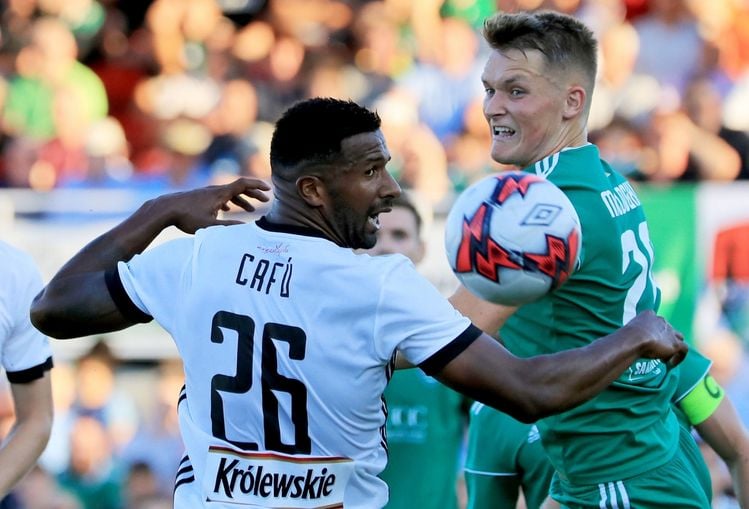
[503,144,678,484]
[381,369,466,509]
[463,350,714,508]
[464,402,553,509]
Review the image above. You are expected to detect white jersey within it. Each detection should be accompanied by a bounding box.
[112,218,478,509]
[0,241,53,382]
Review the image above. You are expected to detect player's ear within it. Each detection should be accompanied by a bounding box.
[297,175,327,207]
[562,84,586,120]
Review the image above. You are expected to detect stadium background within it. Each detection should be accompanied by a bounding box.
[1,0,748,507]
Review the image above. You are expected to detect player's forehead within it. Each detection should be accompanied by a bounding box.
[340,130,391,166]
[481,48,549,85]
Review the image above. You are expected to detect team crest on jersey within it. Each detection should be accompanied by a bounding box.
[204,446,353,508]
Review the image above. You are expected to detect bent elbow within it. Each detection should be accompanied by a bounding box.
[30,296,73,339]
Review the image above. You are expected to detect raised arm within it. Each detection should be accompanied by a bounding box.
[435,310,686,423]
[31,178,271,339]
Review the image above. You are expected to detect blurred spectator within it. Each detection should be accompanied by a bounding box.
[13,465,82,509]
[642,106,740,182]
[201,78,261,180]
[633,0,705,96]
[444,97,505,193]
[588,20,663,131]
[395,16,484,143]
[590,116,657,180]
[69,341,138,452]
[39,362,77,475]
[375,88,451,207]
[349,1,410,100]
[682,76,749,180]
[303,50,371,104]
[119,359,184,498]
[86,8,156,172]
[129,118,216,190]
[2,17,107,142]
[122,462,170,509]
[57,416,124,509]
[35,0,106,59]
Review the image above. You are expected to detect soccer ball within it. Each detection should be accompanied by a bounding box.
[444,171,582,306]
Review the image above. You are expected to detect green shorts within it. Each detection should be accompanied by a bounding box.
[549,427,711,509]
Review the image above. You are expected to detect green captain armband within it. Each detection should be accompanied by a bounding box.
[679,374,725,426]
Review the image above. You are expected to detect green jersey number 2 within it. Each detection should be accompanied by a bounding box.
[621,221,658,323]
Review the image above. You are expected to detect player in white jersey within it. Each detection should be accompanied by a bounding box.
[31,98,687,509]
[0,241,53,496]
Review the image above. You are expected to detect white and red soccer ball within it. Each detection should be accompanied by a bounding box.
[444,171,582,306]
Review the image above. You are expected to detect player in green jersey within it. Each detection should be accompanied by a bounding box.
[367,194,469,509]
[449,10,714,508]
[463,348,749,508]
[463,403,554,509]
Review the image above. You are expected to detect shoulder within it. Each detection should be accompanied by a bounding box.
[529,145,604,183]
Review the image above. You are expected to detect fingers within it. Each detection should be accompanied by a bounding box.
[666,347,687,369]
[221,178,272,213]
[229,177,272,195]
[230,195,255,212]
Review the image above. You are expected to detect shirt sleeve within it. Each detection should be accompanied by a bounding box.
[1,251,53,382]
[373,257,476,367]
[116,236,195,335]
[672,348,712,404]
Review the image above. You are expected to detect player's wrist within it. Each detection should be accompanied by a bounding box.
[139,195,182,230]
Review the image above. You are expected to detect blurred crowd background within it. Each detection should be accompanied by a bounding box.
[1,0,749,508]
[1,0,748,204]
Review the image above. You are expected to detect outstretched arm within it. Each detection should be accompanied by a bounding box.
[449,285,517,337]
[0,375,53,495]
[31,178,271,339]
[435,310,686,423]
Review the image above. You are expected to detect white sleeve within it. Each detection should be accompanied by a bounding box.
[117,236,195,335]
[374,259,474,367]
[1,252,53,380]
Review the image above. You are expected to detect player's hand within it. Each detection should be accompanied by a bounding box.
[158,177,272,234]
[625,310,687,367]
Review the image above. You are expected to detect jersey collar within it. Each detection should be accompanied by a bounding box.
[256,216,335,242]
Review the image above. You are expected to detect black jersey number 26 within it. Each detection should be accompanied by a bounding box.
[209,310,312,454]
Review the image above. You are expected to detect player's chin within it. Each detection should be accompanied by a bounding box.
[353,230,378,251]
[491,142,518,166]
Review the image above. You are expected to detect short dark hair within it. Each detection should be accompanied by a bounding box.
[483,11,597,93]
[270,97,381,178]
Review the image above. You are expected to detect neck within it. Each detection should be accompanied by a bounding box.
[532,123,589,165]
[265,184,344,246]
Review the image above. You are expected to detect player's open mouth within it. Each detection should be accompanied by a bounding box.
[368,214,381,230]
[493,126,516,137]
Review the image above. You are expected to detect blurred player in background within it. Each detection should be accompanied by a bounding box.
[366,193,469,509]
[0,241,54,499]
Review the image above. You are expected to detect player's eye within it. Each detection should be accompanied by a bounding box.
[364,167,377,177]
[509,88,525,97]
